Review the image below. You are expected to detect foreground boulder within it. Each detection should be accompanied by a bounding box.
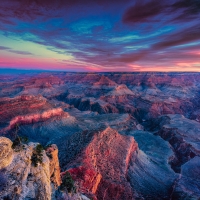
[0,137,61,200]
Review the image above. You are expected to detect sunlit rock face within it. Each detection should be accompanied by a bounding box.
[0,140,52,200]
[46,144,62,188]
[65,127,138,200]
[0,95,67,133]
[0,137,13,169]
[62,128,178,199]
[0,72,200,199]
[0,137,88,200]
[93,75,117,88]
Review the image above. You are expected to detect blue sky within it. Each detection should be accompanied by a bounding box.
[0,0,200,71]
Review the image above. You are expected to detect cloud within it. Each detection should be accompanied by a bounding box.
[0,46,10,50]
[122,1,165,23]
[172,0,200,15]
[8,50,33,55]
[122,0,200,24]
[0,0,130,22]
[0,45,33,55]
[152,25,200,49]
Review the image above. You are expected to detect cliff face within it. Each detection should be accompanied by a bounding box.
[65,127,138,200]
[0,137,61,200]
[46,144,62,188]
[149,114,200,172]
[172,156,200,199]
[0,95,69,127]
[1,108,65,133]
[0,137,13,170]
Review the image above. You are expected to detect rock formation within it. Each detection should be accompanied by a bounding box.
[64,127,138,200]
[93,75,117,88]
[0,137,13,170]
[106,84,135,96]
[172,156,200,199]
[46,144,62,188]
[149,114,200,172]
[0,137,61,200]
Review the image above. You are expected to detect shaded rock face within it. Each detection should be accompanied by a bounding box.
[56,192,90,200]
[128,131,177,199]
[148,114,200,172]
[66,127,138,200]
[172,156,200,199]
[0,138,61,200]
[66,96,119,114]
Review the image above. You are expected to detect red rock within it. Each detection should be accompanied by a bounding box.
[65,127,138,200]
[0,95,68,133]
[93,75,117,87]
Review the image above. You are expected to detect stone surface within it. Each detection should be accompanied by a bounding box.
[172,156,200,199]
[46,144,62,188]
[65,127,138,200]
[149,114,200,172]
[129,131,177,199]
[0,137,13,170]
[0,143,51,200]
[0,141,63,200]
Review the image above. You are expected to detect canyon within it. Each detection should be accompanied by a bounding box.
[0,72,200,199]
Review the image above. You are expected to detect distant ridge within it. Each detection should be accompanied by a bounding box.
[0,68,49,74]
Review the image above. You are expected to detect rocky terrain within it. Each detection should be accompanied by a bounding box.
[0,72,200,199]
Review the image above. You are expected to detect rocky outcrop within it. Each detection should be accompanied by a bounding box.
[0,95,70,134]
[93,75,117,88]
[172,156,200,199]
[66,96,118,114]
[27,75,64,89]
[56,192,90,200]
[106,84,135,96]
[64,127,138,200]
[129,131,177,199]
[80,73,101,84]
[1,108,66,133]
[0,137,13,170]
[46,144,62,188]
[153,114,200,172]
[0,137,61,200]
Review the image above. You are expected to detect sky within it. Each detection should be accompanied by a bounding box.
[0,0,200,72]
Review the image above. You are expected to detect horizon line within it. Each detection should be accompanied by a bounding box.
[0,68,200,73]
